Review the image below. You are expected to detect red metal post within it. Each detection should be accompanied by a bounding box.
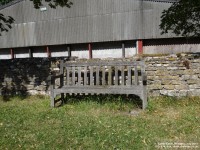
[88,43,92,59]
[46,46,51,58]
[138,39,143,54]
[10,48,14,59]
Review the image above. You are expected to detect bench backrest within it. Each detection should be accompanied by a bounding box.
[59,60,146,87]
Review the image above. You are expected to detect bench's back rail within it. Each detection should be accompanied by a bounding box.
[59,60,146,87]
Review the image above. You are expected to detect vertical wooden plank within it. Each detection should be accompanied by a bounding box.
[84,66,87,86]
[127,66,132,86]
[121,66,125,85]
[122,42,125,58]
[102,66,105,86]
[137,39,143,54]
[46,46,51,58]
[115,66,119,86]
[66,67,70,85]
[72,66,76,85]
[108,66,112,86]
[67,45,71,58]
[60,60,64,101]
[90,66,93,85]
[50,75,55,107]
[29,47,33,58]
[10,48,14,59]
[134,65,138,85]
[88,43,92,59]
[78,67,82,85]
[96,66,100,85]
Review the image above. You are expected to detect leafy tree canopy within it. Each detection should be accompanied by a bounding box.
[0,0,72,35]
[160,0,200,37]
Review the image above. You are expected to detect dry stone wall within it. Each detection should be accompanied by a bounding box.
[145,53,200,96]
[0,53,199,97]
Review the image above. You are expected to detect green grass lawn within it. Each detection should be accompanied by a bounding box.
[0,95,199,149]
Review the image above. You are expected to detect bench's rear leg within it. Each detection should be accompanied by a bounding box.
[51,92,55,107]
[50,83,55,107]
[61,93,65,104]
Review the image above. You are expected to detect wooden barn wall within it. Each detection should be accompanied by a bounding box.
[143,38,200,54]
[0,0,173,48]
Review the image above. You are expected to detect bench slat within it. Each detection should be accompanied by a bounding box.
[127,66,132,86]
[115,66,119,86]
[102,66,105,86]
[78,67,81,85]
[84,66,87,86]
[96,66,100,85]
[72,66,76,85]
[90,66,93,85]
[134,66,138,85]
[121,66,125,85]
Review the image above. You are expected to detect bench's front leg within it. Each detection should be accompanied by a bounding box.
[141,86,147,110]
[50,75,55,107]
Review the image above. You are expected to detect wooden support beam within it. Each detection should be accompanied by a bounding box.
[122,42,125,58]
[137,39,143,54]
[88,43,92,59]
[67,45,71,58]
[46,46,51,58]
[29,47,33,58]
[10,48,14,59]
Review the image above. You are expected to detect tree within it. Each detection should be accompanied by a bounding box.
[0,0,72,35]
[160,0,200,37]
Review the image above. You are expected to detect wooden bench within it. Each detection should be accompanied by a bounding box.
[50,59,147,109]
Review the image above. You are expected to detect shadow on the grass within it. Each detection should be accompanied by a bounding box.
[61,94,143,109]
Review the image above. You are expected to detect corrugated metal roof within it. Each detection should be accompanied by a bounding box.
[0,0,178,48]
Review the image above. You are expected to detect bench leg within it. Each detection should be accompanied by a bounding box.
[51,96,55,107]
[141,87,148,110]
[61,93,65,104]
[50,88,55,107]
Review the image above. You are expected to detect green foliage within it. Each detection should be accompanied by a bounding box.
[0,95,199,149]
[160,0,200,37]
[30,0,73,9]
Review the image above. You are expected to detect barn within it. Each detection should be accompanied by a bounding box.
[0,0,199,60]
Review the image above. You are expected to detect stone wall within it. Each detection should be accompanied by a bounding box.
[145,53,200,96]
[0,58,53,96]
[0,53,200,97]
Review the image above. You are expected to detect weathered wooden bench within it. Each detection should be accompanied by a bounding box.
[50,59,147,109]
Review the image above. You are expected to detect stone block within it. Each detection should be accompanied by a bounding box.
[189,84,200,89]
[160,90,168,95]
[161,80,172,85]
[148,84,162,90]
[187,80,197,85]
[163,85,175,90]
[171,80,182,85]
[175,85,189,90]
[188,89,200,96]
[179,90,188,97]
[183,70,195,75]
[147,71,156,76]
[167,90,177,96]
[156,70,169,76]
[180,75,191,81]
[167,67,178,70]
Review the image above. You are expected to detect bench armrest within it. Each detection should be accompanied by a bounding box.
[50,73,64,89]
[51,73,63,80]
[142,72,147,86]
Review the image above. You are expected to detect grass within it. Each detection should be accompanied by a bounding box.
[0,95,199,149]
